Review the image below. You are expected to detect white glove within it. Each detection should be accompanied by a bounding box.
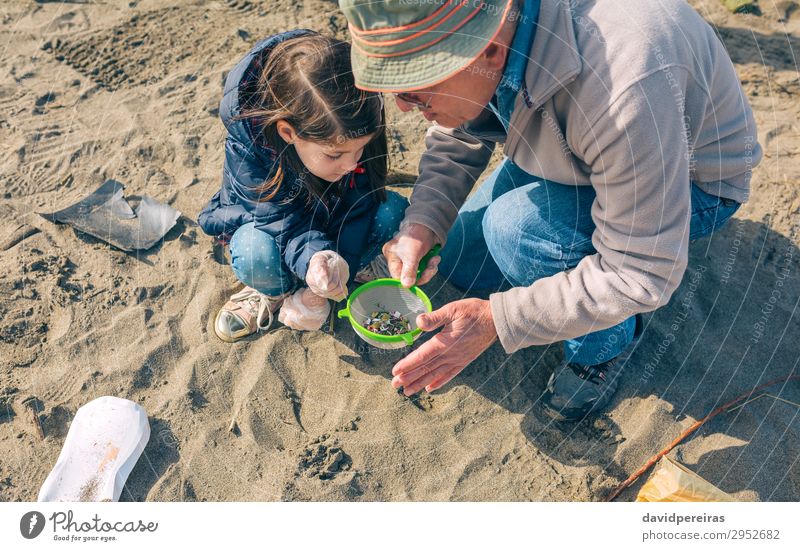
[306,250,349,302]
[278,288,331,331]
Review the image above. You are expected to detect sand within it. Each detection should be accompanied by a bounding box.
[0,0,798,502]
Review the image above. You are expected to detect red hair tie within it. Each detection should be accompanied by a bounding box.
[349,164,366,188]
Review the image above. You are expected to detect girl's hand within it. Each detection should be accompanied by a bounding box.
[278,288,331,331]
[306,250,350,302]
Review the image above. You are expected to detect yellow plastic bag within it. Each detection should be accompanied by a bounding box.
[636,457,736,502]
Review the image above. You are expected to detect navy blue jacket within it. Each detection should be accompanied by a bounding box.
[198,30,380,281]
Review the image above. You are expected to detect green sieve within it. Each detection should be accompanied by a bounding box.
[337,245,441,350]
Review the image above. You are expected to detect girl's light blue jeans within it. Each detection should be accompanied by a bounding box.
[229,191,408,296]
[439,158,741,366]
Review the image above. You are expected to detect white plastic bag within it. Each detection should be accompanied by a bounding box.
[279,287,331,331]
[38,396,150,502]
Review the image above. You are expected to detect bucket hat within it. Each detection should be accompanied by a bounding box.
[339,0,514,92]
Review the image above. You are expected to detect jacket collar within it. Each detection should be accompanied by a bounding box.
[522,0,582,110]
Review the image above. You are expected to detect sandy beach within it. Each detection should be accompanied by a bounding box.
[1,0,799,501]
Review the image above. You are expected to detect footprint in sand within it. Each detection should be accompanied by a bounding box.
[297,435,352,480]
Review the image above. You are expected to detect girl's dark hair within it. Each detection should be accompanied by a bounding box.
[239,32,387,204]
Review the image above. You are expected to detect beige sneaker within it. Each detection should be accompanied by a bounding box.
[214,286,290,343]
[355,254,391,283]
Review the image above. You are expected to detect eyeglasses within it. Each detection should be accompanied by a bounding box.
[393,92,433,111]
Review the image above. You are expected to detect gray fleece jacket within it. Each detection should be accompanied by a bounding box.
[402,0,762,353]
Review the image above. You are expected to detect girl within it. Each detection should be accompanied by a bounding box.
[198,30,407,342]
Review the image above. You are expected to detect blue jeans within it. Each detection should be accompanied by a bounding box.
[228,191,408,296]
[439,158,741,366]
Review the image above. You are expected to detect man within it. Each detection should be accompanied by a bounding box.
[338,0,761,420]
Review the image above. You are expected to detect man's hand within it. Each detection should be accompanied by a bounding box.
[383,221,441,287]
[391,298,497,395]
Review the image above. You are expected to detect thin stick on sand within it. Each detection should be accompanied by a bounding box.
[0,224,40,251]
[606,372,800,501]
[22,399,45,441]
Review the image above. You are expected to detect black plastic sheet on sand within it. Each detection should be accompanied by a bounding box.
[39,179,181,251]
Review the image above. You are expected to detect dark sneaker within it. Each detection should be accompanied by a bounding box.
[542,314,644,421]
